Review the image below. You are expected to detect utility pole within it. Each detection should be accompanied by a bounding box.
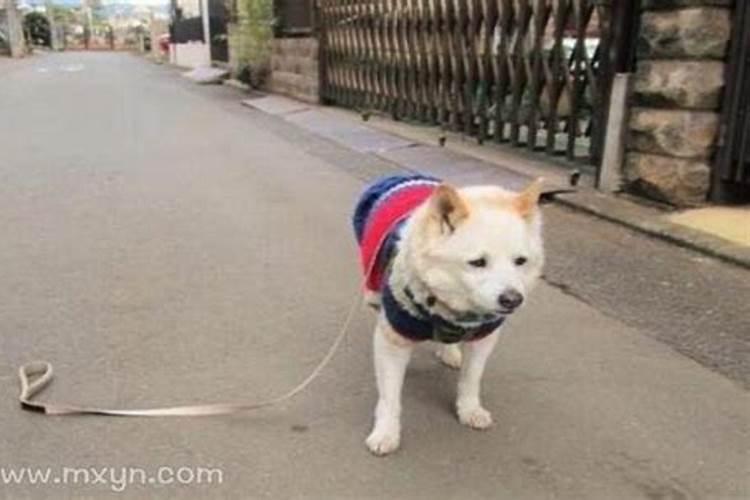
[45,0,59,50]
[200,0,210,58]
[5,0,26,57]
[81,0,92,49]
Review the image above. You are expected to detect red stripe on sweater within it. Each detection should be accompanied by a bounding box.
[360,185,437,292]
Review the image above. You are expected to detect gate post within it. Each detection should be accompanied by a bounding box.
[201,0,211,50]
[598,73,632,192]
[595,0,640,190]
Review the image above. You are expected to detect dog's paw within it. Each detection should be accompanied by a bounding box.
[436,344,462,369]
[458,406,493,430]
[365,425,401,456]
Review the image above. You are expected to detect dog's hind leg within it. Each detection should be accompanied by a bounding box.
[366,318,413,456]
[456,332,500,430]
[435,343,462,369]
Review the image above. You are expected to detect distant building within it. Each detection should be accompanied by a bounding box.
[168,0,227,68]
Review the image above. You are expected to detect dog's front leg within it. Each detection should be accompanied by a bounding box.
[366,317,413,456]
[456,331,500,429]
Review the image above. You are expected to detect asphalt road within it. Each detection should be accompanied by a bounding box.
[0,52,748,499]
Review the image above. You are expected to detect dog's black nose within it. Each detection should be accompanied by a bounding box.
[498,289,524,310]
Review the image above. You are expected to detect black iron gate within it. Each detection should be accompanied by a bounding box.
[170,0,204,46]
[208,0,229,62]
[713,0,750,202]
[318,0,634,168]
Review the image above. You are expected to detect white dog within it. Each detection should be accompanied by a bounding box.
[352,175,544,455]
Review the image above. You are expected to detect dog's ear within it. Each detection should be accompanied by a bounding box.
[430,184,469,233]
[513,178,543,218]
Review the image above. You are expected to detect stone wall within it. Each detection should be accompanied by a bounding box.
[624,0,733,207]
[267,37,319,104]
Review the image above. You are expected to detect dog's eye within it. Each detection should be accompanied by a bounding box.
[514,256,528,266]
[468,257,488,268]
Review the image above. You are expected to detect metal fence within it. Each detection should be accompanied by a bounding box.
[318,0,620,166]
[714,0,750,202]
[209,0,229,62]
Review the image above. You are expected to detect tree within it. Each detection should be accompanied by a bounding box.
[24,12,51,47]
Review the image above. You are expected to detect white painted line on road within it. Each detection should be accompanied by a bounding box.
[60,64,85,72]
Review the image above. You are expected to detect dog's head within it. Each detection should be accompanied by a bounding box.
[405,179,545,317]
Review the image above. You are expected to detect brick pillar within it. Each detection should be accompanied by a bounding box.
[624,1,733,207]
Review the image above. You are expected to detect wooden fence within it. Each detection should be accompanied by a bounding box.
[318,0,618,165]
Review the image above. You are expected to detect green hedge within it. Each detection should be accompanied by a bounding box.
[228,0,273,86]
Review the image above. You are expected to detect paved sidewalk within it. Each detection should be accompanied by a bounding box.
[243,95,535,191]
[669,207,750,247]
[243,95,750,270]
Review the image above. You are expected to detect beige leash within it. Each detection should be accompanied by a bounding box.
[18,292,363,417]
[16,200,431,417]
